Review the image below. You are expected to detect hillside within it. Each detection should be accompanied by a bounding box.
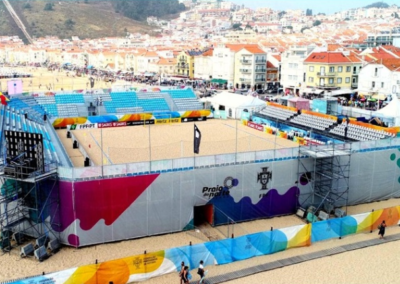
[4,0,157,40]
[0,1,26,39]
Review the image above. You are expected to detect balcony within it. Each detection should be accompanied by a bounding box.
[352,72,359,76]
[317,84,337,88]
[351,82,358,88]
[239,78,251,82]
[240,69,251,73]
[177,63,189,69]
[317,72,337,77]
[255,68,266,73]
[240,59,251,65]
[255,78,266,82]
[255,59,266,63]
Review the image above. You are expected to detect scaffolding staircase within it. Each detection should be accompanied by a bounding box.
[297,143,351,217]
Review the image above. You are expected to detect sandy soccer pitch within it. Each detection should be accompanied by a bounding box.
[58,119,299,167]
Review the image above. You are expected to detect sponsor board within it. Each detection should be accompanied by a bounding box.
[155,118,181,124]
[126,120,155,126]
[181,117,207,123]
[247,121,264,131]
[98,122,127,128]
[69,123,97,130]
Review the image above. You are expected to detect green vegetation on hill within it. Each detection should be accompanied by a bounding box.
[4,0,161,40]
[364,2,389,9]
[112,0,186,21]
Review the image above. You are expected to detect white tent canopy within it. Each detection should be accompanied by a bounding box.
[207,92,266,118]
[375,98,400,126]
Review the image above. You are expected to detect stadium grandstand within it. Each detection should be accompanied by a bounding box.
[0,88,399,263]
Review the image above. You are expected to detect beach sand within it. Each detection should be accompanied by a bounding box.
[0,199,398,283]
[61,119,298,166]
[0,67,138,93]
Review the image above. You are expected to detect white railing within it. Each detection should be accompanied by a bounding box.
[57,137,400,180]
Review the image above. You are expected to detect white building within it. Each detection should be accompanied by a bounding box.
[358,59,400,97]
[194,49,213,80]
[211,44,238,88]
[234,46,267,90]
[280,45,315,93]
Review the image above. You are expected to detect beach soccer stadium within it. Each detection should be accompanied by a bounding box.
[0,87,400,271]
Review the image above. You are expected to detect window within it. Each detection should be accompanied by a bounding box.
[329,67,335,73]
[381,82,384,88]
[337,77,342,83]
[308,77,314,83]
[372,81,375,88]
[338,66,343,72]
[309,66,314,72]
[345,77,350,83]
[346,66,351,72]
[375,68,378,76]
[329,78,334,84]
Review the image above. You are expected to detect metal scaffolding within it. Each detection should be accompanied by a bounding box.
[297,143,351,218]
[0,170,60,253]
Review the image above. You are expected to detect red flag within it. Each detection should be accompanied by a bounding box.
[0,95,7,105]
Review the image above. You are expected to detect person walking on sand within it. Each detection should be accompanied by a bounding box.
[378,220,386,239]
[197,260,205,284]
[179,261,185,284]
[181,266,189,284]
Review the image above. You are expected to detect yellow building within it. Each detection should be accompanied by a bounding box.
[176,50,202,79]
[304,51,361,89]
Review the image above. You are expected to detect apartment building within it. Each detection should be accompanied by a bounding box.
[234,46,267,90]
[303,51,361,91]
[212,44,258,88]
[176,50,202,79]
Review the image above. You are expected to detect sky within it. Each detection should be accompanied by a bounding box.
[233,0,400,15]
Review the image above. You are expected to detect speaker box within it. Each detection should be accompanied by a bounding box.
[296,208,306,219]
[84,157,90,167]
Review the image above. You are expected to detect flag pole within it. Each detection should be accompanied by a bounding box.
[149,123,152,171]
[235,110,238,164]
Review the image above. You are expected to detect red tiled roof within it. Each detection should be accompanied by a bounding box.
[381,58,400,71]
[266,61,278,68]
[242,46,265,54]
[304,52,351,63]
[272,54,281,61]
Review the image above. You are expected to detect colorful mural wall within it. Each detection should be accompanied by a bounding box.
[47,146,400,248]
[56,159,310,247]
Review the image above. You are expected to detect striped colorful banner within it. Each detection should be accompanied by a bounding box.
[9,206,400,284]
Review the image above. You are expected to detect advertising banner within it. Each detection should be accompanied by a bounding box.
[247,121,264,131]
[155,118,181,124]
